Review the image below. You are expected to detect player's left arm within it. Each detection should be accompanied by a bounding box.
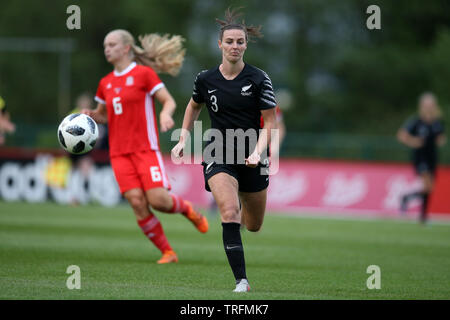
[154,86,176,132]
[246,107,277,168]
[0,110,16,134]
[436,134,446,147]
[435,121,446,147]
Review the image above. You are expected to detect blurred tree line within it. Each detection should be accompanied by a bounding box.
[0,0,449,160]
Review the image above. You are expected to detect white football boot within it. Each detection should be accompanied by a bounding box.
[233,279,250,292]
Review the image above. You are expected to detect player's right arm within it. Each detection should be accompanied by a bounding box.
[396,128,423,148]
[83,78,108,124]
[171,98,202,158]
[397,117,424,148]
[81,103,108,124]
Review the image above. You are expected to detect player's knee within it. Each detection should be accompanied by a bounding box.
[147,196,168,211]
[423,181,433,193]
[127,194,147,211]
[220,205,240,222]
[246,224,261,232]
[245,218,263,232]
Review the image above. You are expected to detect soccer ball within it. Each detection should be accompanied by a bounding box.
[57,113,99,154]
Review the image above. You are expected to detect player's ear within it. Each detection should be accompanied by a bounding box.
[218,39,222,49]
[124,44,131,56]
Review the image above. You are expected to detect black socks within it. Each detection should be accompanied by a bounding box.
[402,191,430,223]
[222,222,247,282]
[420,192,429,223]
[403,191,423,203]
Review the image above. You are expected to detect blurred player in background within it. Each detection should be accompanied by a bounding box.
[71,92,109,151]
[0,95,16,145]
[172,8,277,292]
[83,29,208,264]
[70,93,98,176]
[46,92,109,197]
[397,92,446,224]
[66,92,109,205]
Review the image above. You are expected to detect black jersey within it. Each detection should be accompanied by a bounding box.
[403,116,445,163]
[192,63,276,164]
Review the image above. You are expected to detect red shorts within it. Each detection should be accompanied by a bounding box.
[110,150,171,194]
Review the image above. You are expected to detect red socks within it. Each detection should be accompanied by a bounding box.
[169,194,189,215]
[137,214,172,253]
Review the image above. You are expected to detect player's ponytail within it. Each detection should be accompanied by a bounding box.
[132,33,186,76]
[216,7,263,42]
[114,29,185,77]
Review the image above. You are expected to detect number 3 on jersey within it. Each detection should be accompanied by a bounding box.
[210,95,219,112]
[112,97,123,115]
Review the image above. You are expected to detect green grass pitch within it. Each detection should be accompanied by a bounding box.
[1,201,449,299]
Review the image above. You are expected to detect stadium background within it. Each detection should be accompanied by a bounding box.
[1,0,449,215]
[1,0,449,160]
[0,0,450,301]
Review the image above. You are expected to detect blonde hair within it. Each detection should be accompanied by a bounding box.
[113,29,186,76]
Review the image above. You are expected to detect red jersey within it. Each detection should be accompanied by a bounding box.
[95,62,164,157]
[260,105,283,128]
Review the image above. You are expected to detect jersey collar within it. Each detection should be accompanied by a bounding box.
[114,61,137,77]
[217,63,247,81]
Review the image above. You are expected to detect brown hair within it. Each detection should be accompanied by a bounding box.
[113,29,186,77]
[216,7,263,42]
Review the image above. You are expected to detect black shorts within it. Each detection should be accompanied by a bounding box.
[413,160,436,176]
[202,161,269,193]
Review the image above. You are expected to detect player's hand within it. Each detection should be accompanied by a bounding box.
[80,108,94,117]
[0,118,15,133]
[245,151,260,168]
[171,141,185,159]
[160,112,175,133]
[7,122,16,133]
[81,108,107,124]
[410,137,424,148]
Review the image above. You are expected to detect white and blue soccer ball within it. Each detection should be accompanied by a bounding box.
[57,113,99,154]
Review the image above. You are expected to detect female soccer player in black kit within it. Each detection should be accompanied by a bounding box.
[172,8,277,292]
[397,92,446,224]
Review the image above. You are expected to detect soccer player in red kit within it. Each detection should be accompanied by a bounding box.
[83,29,208,264]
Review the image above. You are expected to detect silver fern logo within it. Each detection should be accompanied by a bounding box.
[241,84,252,96]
